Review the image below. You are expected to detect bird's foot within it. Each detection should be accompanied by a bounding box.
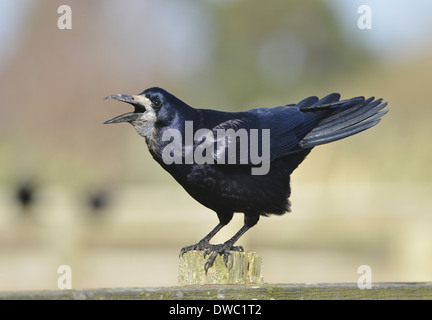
[179,240,244,272]
[203,242,244,273]
[179,239,212,257]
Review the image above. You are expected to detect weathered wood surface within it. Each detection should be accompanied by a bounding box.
[1,283,432,300]
[178,250,264,285]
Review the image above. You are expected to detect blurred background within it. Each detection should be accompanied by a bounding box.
[0,0,431,291]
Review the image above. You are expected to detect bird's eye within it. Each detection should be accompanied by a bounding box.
[152,97,162,109]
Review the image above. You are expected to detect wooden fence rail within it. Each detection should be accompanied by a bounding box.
[1,282,431,300]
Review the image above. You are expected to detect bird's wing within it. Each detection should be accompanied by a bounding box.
[251,93,346,160]
[208,106,310,165]
[208,117,263,165]
[204,93,387,165]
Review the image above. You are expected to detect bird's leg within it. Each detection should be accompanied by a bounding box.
[179,211,234,257]
[179,222,225,256]
[203,214,259,272]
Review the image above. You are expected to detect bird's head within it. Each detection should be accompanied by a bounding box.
[104,87,174,137]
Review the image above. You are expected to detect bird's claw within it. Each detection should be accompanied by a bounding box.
[202,243,244,273]
[179,239,211,258]
[179,240,244,273]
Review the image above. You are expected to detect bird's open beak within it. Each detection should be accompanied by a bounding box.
[104,94,145,124]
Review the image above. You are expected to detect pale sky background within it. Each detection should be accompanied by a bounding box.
[325,0,432,60]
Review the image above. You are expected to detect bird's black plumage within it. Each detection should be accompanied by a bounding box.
[104,87,388,271]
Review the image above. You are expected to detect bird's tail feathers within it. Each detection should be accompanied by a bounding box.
[299,97,388,148]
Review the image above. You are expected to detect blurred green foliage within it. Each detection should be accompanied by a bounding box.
[204,0,371,108]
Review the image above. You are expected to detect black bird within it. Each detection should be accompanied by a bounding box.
[104,87,388,271]
[87,189,111,214]
[15,180,36,212]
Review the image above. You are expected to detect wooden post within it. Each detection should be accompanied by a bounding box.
[178,250,264,285]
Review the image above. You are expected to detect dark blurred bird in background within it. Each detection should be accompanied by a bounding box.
[104,87,388,271]
[14,179,37,213]
[86,188,111,214]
